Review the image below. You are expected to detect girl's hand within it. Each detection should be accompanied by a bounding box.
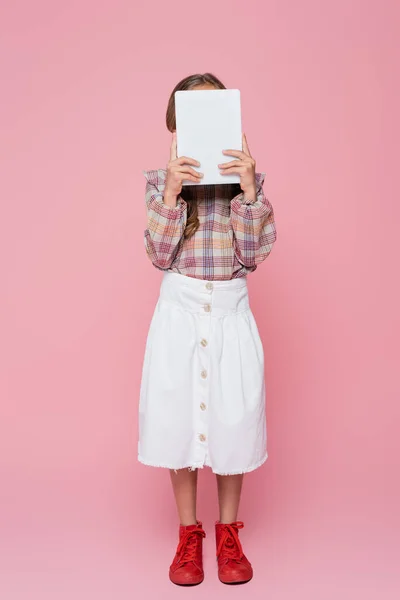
[165,132,203,201]
[218,133,257,201]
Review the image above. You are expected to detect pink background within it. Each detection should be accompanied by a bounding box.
[1,1,399,598]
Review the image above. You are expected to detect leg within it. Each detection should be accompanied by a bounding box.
[215,473,253,584]
[169,468,205,586]
[169,468,198,526]
[216,473,244,523]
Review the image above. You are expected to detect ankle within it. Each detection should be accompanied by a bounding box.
[180,519,198,527]
[217,517,238,524]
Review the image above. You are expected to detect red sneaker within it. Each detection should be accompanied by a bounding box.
[169,521,206,586]
[215,521,253,584]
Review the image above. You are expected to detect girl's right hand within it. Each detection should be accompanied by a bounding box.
[164,132,203,200]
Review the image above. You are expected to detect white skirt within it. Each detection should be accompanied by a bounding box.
[138,271,267,475]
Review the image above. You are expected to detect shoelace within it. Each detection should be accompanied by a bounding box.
[216,521,245,563]
[176,527,206,566]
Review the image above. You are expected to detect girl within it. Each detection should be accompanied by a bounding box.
[138,73,277,586]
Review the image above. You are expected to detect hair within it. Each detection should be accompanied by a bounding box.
[166,73,226,239]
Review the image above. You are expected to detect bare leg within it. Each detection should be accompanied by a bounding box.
[169,468,198,526]
[216,473,244,523]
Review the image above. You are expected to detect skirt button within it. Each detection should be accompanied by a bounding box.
[200,338,208,347]
[199,434,206,442]
[200,369,207,379]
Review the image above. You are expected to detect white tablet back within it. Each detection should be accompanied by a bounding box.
[175,89,242,185]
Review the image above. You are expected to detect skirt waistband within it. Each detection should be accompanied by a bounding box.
[159,271,250,316]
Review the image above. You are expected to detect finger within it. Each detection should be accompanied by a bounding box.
[173,156,201,167]
[218,159,247,169]
[173,166,203,178]
[222,149,247,160]
[219,166,246,175]
[179,174,203,183]
[242,132,252,157]
[170,132,177,161]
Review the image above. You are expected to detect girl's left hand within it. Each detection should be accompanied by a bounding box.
[219,133,257,200]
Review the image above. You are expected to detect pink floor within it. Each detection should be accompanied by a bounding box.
[1,463,398,599]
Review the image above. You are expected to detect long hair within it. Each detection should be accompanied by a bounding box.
[166,73,226,239]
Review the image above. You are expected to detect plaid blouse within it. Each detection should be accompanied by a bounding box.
[143,168,277,281]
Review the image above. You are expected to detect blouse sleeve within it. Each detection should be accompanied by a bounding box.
[143,171,187,269]
[230,172,277,268]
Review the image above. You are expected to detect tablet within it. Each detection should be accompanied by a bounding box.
[175,88,242,185]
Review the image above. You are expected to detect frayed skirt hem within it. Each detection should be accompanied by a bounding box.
[137,453,268,476]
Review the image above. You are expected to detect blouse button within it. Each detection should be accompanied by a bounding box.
[199,434,206,442]
[204,304,211,312]
[200,369,207,379]
[200,338,208,347]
